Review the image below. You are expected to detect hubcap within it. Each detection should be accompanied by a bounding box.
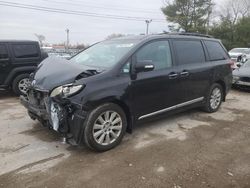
[210,87,222,110]
[92,111,122,146]
[18,78,30,94]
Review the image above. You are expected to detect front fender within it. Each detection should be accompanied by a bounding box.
[4,66,37,85]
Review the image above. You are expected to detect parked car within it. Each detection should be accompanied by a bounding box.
[20,33,232,151]
[48,52,71,59]
[0,40,48,95]
[232,60,250,88]
[245,49,250,61]
[228,48,250,63]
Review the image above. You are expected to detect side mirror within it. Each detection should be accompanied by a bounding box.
[135,60,155,73]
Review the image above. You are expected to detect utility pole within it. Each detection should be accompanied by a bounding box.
[206,1,213,35]
[65,28,69,52]
[145,19,152,35]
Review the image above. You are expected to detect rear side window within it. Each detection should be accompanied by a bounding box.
[13,44,39,58]
[136,40,172,70]
[173,40,205,65]
[0,45,8,59]
[204,41,228,61]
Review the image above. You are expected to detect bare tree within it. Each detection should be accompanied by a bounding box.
[221,0,250,25]
[34,34,46,47]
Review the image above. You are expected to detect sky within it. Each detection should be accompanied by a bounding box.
[0,0,225,45]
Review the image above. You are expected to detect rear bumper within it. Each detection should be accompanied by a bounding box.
[20,95,87,145]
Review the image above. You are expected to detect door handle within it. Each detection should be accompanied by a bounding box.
[168,72,178,79]
[180,71,189,77]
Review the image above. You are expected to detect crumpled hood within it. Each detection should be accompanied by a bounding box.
[32,57,102,91]
[233,67,250,77]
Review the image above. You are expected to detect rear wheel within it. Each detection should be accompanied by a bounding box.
[203,83,223,113]
[83,103,127,152]
[12,74,30,96]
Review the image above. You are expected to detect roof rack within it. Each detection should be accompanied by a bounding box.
[161,32,213,38]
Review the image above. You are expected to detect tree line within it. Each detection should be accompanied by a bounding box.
[162,0,250,50]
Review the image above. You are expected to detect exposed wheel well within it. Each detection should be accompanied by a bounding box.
[215,80,226,101]
[110,100,133,133]
[11,72,32,84]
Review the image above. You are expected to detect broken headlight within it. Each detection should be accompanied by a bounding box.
[50,84,84,98]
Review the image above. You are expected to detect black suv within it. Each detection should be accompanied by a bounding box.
[0,40,47,95]
[21,34,232,151]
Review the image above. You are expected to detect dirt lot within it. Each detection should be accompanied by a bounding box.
[0,89,250,188]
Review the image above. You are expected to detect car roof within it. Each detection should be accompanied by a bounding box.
[109,33,219,43]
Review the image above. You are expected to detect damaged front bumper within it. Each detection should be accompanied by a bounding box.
[20,89,87,145]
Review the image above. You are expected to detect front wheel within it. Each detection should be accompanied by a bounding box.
[203,83,223,113]
[83,103,127,152]
[12,74,30,96]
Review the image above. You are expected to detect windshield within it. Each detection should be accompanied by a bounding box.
[70,40,136,69]
[230,48,249,53]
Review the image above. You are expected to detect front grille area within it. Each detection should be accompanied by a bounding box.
[240,77,250,82]
[27,89,48,107]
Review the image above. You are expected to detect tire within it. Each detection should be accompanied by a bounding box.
[83,103,127,152]
[12,74,30,96]
[202,83,223,113]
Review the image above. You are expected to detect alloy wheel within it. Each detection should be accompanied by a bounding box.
[18,78,30,95]
[92,111,122,146]
[210,87,222,110]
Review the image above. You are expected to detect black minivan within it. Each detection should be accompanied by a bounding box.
[21,33,232,151]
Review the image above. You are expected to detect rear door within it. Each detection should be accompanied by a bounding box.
[172,39,211,102]
[0,43,11,85]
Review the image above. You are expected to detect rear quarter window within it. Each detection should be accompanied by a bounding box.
[204,41,228,61]
[13,44,39,59]
[173,40,205,65]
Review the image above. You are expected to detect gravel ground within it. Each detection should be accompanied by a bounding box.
[0,89,250,188]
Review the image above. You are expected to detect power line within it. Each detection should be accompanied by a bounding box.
[67,0,161,13]
[0,1,166,22]
[42,0,161,14]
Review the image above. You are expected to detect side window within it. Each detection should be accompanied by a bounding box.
[136,40,172,70]
[204,41,228,61]
[173,40,205,65]
[13,44,39,59]
[0,45,8,59]
[121,62,130,73]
